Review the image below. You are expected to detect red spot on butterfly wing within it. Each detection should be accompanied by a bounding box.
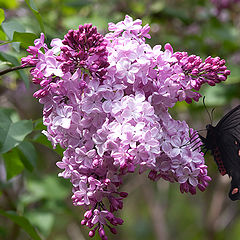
[234,140,240,156]
[232,188,239,195]
[213,147,227,176]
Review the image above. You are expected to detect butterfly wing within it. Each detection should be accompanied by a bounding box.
[211,145,227,176]
[216,129,240,200]
[216,105,240,132]
[203,105,240,200]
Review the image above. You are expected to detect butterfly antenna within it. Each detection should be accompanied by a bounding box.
[203,96,212,124]
[197,129,207,132]
[210,108,215,125]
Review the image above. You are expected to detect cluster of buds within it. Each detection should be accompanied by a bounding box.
[174,52,230,91]
[58,24,109,79]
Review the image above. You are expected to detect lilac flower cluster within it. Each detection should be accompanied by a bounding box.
[22,15,230,239]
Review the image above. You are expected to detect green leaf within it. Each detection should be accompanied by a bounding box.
[0,8,5,25]
[1,19,24,40]
[17,141,37,171]
[2,148,24,180]
[33,118,64,156]
[0,51,19,65]
[0,28,6,41]
[33,133,64,156]
[0,225,7,238]
[12,31,37,48]
[25,212,55,237]
[0,52,29,88]
[200,85,227,106]
[32,119,64,156]
[0,0,18,9]
[0,209,42,240]
[17,68,29,88]
[0,107,20,122]
[33,118,45,130]
[27,176,69,201]
[1,19,24,51]
[0,108,33,153]
[25,0,45,33]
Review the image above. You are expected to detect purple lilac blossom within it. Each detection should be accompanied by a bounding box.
[22,15,230,239]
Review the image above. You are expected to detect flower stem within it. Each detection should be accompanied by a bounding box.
[0,65,34,76]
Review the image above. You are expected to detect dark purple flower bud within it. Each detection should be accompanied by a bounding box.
[40,79,51,87]
[164,43,173,53]
[128,164,135,173]
[32,77,41,84]
[148,170,157,180]
[21,56,36,67]
[109,197,119,211]
[180,183,189,193]
[43,106,53,118]
[224,70,231,75]
[218,66,227,71]
[218,75,226,81]
[207,80,216,86]
[109,227,117,234]
[205,56,212,63]
[84,210,93,219]
[119,201,123,209]
[99,226,106,239]
[86,221,94,228]
[81,219,87,225]
[202,175,212,182]
[27,46,39,55]
[188,55,195,63]
[197,184,206,192]
[33,88,49,98]
[201,180,209,188]
[84,23,92,30]
[202,63,211,70]
[185,97,193,104]
[115,217,124,225]
[89,230,95,238]
[119,192,128,198]
[189,185,196,195]
[104,178,111,185]
[219,59,225,65]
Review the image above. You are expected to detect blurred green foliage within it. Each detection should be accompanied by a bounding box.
[0,0,240,239]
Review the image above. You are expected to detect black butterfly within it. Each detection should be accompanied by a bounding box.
[199,105,240,201]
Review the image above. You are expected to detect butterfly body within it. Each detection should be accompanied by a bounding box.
[199,105,240,201]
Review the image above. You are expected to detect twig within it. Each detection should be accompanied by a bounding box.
[2,189,19,240]
[205,175,228,238]
[0,65,34,76]
[2,189,16,211]
[143,184,168,240]
[10,223,20,240]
